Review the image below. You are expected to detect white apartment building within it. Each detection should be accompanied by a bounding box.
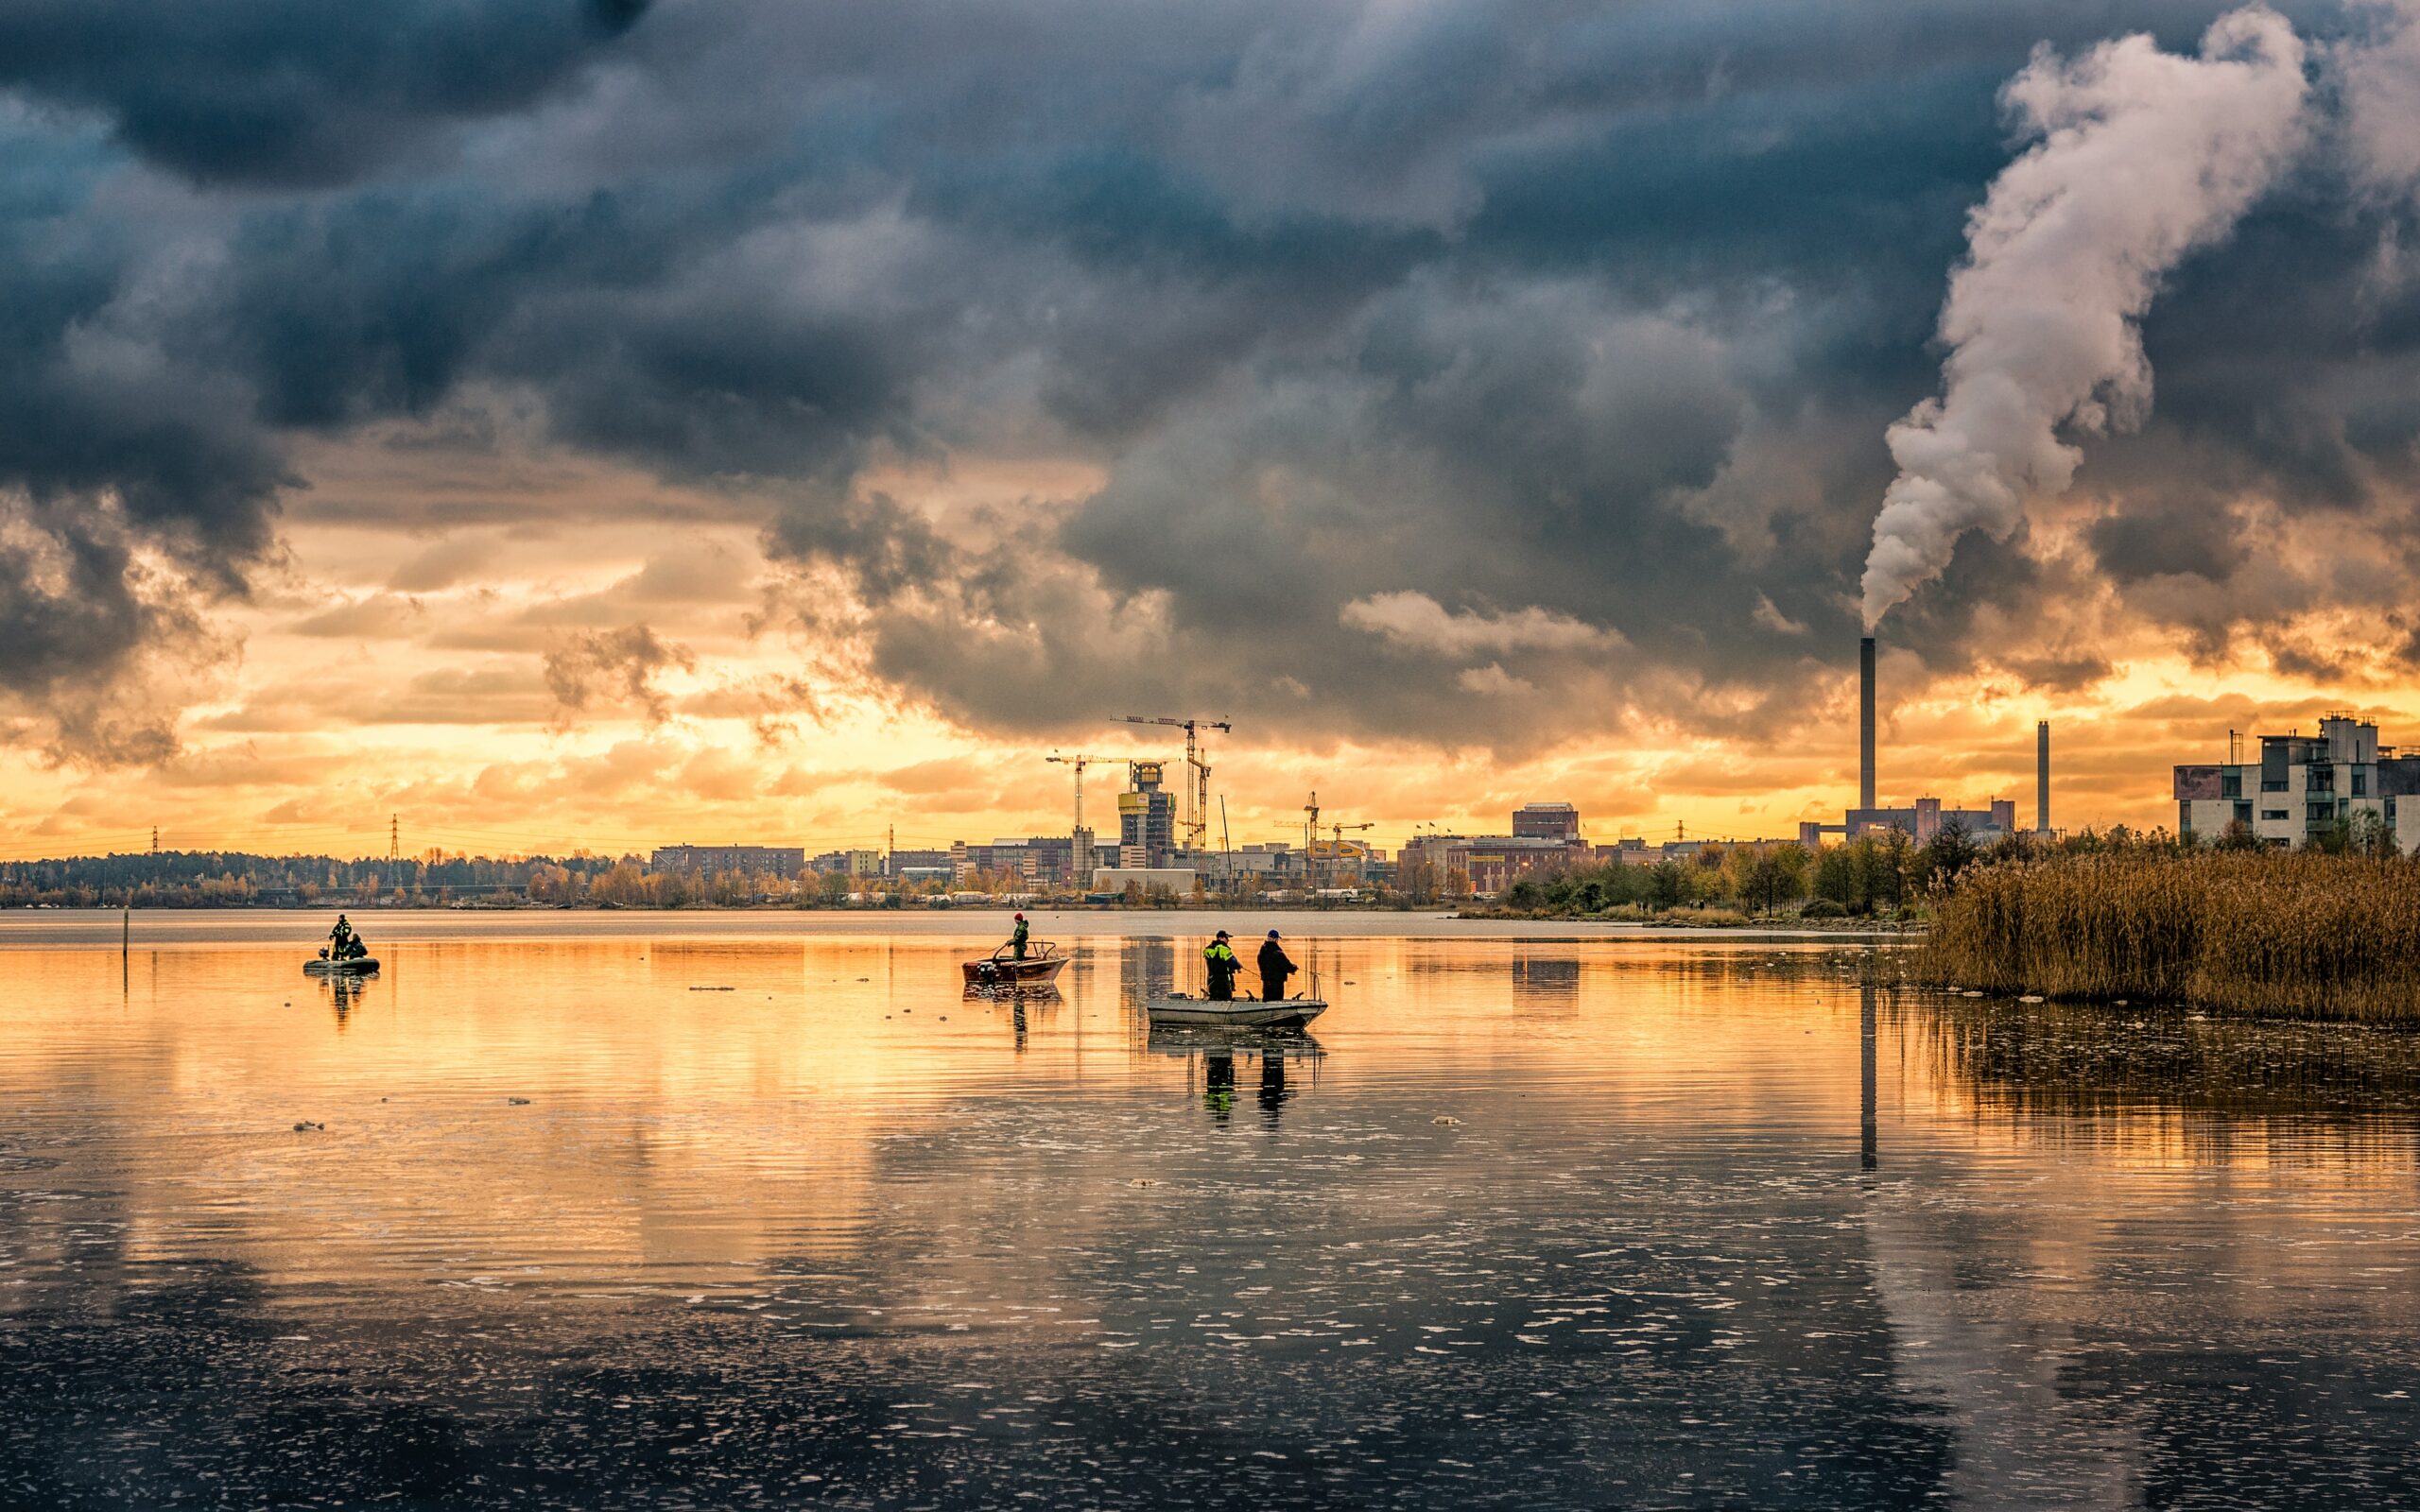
[2173,714,2420,850]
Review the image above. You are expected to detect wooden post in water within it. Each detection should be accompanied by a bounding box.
[122,889,131,990]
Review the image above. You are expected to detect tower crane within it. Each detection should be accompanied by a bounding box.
[1045,752,1150,834]
[1047,752,1150,883]
[1118,715,1232,850]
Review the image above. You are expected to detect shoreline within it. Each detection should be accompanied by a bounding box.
[0,906,1921,950]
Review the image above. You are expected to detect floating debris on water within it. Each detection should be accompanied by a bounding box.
[1433,1115,1462,1126]
[291,1121,324,1132]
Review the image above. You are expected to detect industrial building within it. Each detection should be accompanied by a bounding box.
[1800,636,2033,847]
[2174,714,2420,850]
[648,844,805,876]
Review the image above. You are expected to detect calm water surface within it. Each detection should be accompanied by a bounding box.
[4,912,2419,1509]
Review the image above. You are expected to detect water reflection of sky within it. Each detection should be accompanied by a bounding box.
[3,926,2417,1507]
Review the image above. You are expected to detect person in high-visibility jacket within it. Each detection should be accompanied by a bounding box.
[1009,912,1029,960]
[1202,931,1242,1001]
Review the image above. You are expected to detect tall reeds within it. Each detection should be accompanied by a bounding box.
[1918,851,2420,1020]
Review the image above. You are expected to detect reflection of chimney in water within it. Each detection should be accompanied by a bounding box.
[1859,636,1877,810]
[1860,983,1877,1173]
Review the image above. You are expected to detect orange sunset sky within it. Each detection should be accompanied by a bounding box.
[6,1,2420,862]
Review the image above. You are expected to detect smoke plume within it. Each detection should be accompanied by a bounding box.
[1859,7,2308,628]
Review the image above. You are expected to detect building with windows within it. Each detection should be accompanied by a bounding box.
[886,849,951,878]
[2174,714,2420,850]
[1117,762,1177,868]
[649,844,805,876]
[1512,802,1582,843]
[953,835,1079,885]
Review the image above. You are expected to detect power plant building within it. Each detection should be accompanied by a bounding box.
[1803,636,2031,847]
[2174,714,2420,850]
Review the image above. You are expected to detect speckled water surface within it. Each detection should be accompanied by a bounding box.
[5,912,2420,1509]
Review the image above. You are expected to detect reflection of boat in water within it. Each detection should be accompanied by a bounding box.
[1149,1027,1322,1125]
[304,957,379,976]
[1146,993,1325,1029]
[1147,1024,1324,1059]
[960,941,1068,989]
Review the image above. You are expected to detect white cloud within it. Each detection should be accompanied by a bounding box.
[1340,591,1623,659]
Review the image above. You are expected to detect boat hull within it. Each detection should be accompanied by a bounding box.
[961,955,1068,987]
[305,958,379,975]
[1146,995,1325,1029]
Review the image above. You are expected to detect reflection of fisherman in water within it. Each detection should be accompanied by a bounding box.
[1204,1053,1236,1122]
[323,974,365,1029]
[1258,1050,1289,1126]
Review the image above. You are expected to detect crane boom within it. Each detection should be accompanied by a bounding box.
[1117,715,1234,850]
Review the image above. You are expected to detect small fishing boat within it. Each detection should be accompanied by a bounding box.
[1146,993,1326,1029]
[304,956,379,976]
[960,941,1069,989]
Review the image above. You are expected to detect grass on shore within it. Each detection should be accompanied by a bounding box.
[1918,851,2420,1020]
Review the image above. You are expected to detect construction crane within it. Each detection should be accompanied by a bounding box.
[1045,749,1147,880]
[1118,715,1232,850]
[1323,821,1376,888]
[1316,817,1374,890]
[1045,752,1150,834]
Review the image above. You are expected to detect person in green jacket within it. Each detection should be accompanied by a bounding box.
[1202,931,1241,1001]
[1009,912,1029,961]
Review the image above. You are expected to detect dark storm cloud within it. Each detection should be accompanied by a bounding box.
[6,0,2420,761]
[0,0,649,186]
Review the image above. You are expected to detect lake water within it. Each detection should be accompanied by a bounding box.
[4,910,2419,1509]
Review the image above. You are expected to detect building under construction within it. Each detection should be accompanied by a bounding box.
[1117,762,1178,868]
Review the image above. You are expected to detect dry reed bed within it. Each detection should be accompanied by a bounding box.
[1918,852,2420,1020]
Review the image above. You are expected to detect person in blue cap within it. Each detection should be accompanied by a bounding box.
[1256,929,1297,1003]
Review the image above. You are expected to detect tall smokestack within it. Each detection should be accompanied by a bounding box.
[1859,636,1876,811]
[2037,720,2050,834]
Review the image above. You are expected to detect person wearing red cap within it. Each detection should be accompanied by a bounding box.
[1009,912,1028,961]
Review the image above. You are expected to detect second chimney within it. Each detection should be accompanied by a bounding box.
[2037,720,2050,834]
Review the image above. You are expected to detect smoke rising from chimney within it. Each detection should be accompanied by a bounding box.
[1858,6,2308,628]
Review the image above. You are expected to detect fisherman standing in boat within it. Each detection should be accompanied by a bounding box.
[1257,929,1296,1003]
[1009,911,1029,961]
[1202,930,1242,1001]
[327,914,361,961]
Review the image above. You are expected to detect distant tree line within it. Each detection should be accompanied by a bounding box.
[1,850,638,908]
